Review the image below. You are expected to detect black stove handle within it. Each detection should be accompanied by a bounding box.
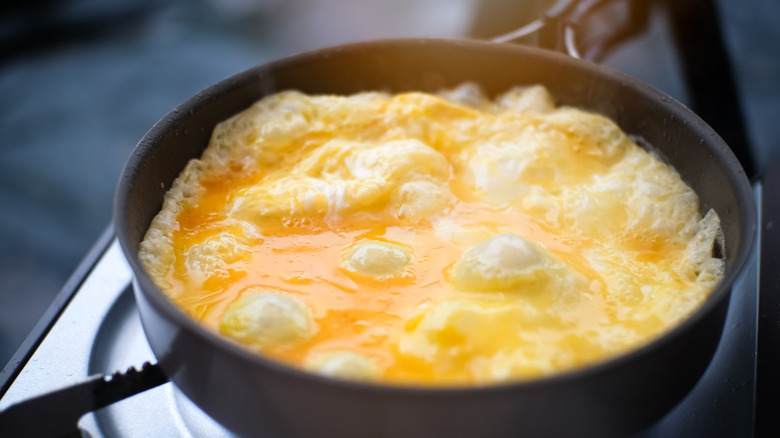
[0,362,168,438]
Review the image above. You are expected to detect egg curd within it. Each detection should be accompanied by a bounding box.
[139,84,724,386]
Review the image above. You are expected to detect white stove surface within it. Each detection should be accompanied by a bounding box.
[0,241,235,437]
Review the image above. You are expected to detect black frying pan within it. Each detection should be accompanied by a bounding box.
[114,38,756,437]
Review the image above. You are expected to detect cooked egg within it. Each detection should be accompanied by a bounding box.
[219,290,314,347]
[453,234,553,292]
[140,84,724,385]
[341,239,412,281]
[399,292,595,381]
[305,351,380,381]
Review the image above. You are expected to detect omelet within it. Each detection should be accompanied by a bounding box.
[139,84,724,386]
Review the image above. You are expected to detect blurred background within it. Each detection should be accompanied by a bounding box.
[1,0,778,367]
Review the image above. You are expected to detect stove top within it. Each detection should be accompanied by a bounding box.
[0,183,764,437]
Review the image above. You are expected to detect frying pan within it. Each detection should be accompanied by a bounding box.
[114,38,756,437]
